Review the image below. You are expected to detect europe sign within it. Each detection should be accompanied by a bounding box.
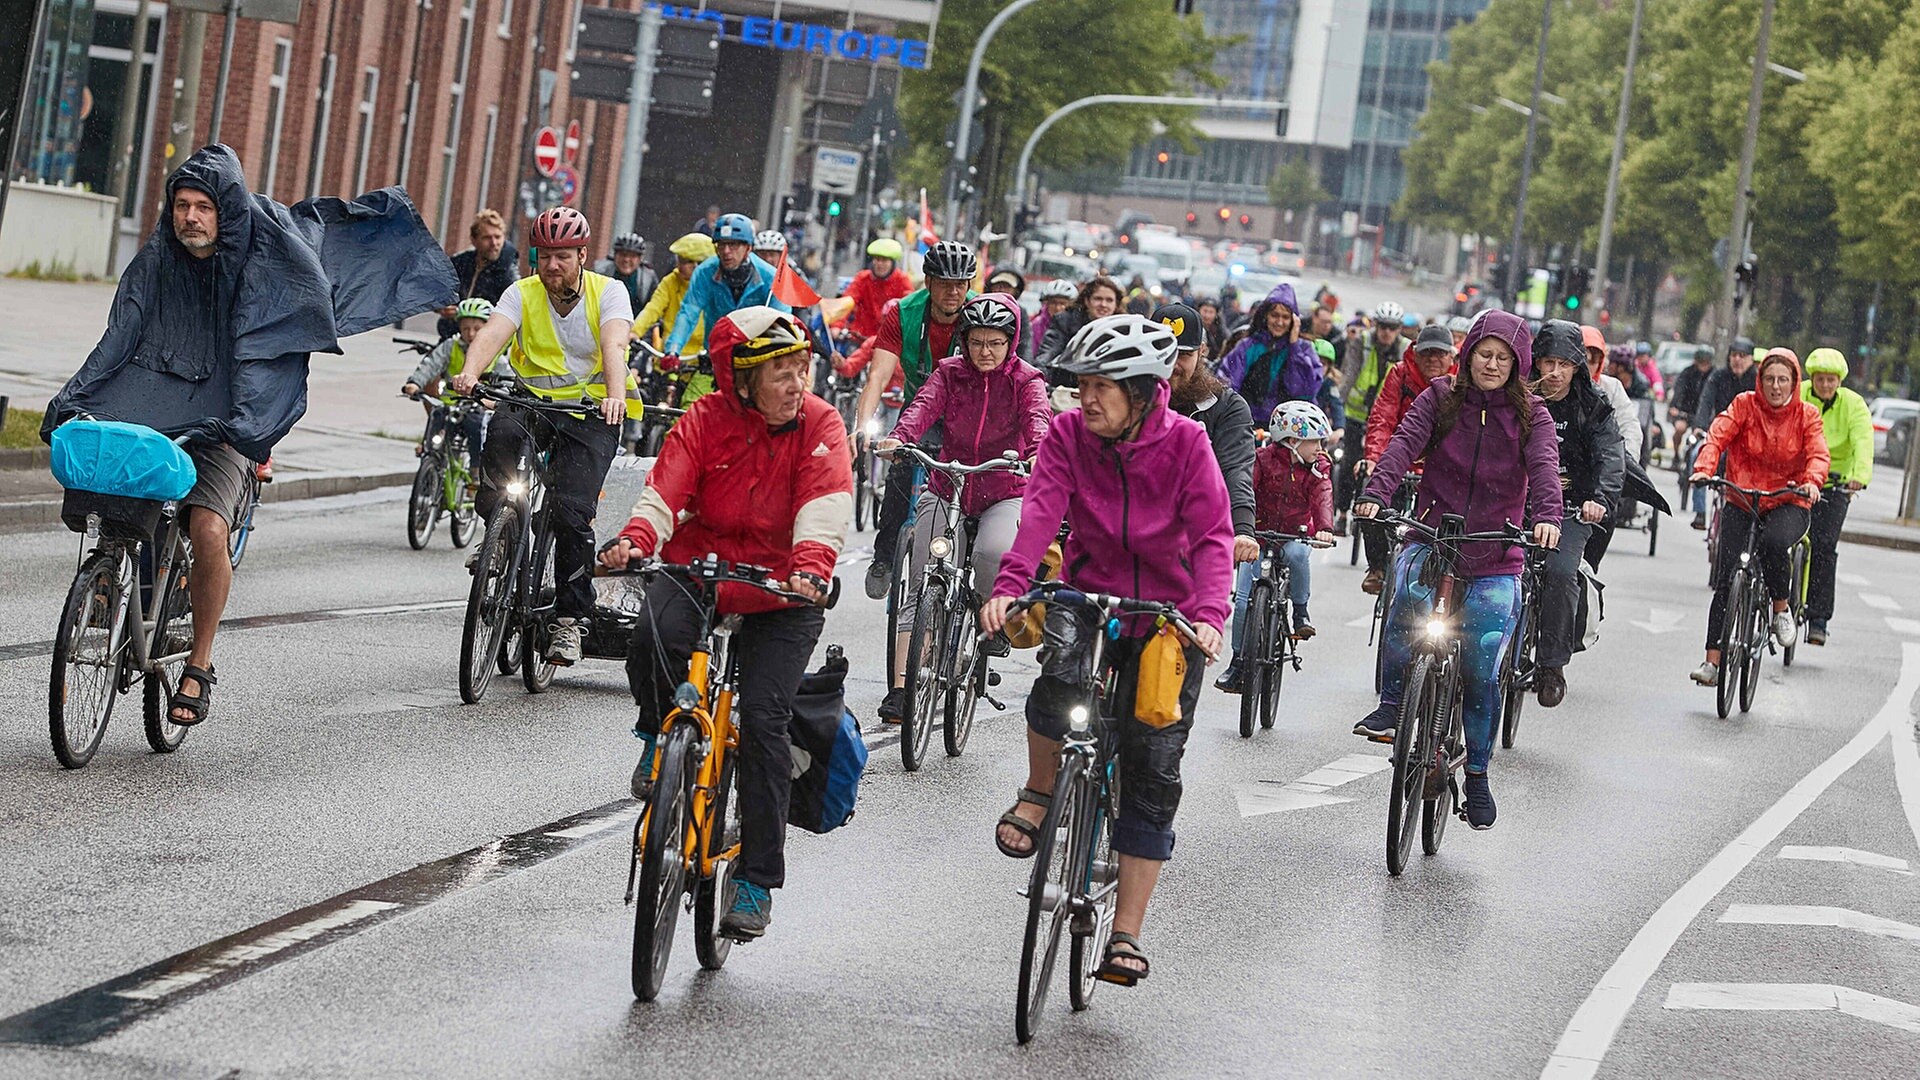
[648,4,932,70]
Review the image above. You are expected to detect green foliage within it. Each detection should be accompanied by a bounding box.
[5,259,90,282]
[1,405,45,449]
[1267,158,1330,215]
[1807,19,1920,284]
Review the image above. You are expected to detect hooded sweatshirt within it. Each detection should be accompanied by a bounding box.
[1697,349,1830,515]
[1533,320,1626,515]
[1359,310,1562,577]
[890,293,1053,516]
[1217,282,1325,419]
[994,382,1235,632]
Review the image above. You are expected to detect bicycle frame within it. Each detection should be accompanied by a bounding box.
[84,508,193,683]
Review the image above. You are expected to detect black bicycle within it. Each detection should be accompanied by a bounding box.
[1238,528,1335,738]
[1363,472,1422,693]
[1497,543,1547,750]
[1698,478,1805,718]
[627,341,705,457]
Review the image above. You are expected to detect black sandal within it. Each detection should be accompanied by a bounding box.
[995,787,1051,859]
[1097,932,1150,986]
[168,665,217,727]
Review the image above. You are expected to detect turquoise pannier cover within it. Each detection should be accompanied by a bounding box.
[50,420,197,501]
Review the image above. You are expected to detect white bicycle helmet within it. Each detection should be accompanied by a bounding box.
[1039,279,1078,300]
[1269,401,1332,442]
[1056,313,1178,382]
[753,229,787,252]
[1446,315,1472,334]
[1372,300,1403,323]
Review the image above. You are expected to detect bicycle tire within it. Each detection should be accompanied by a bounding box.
[449,465,477,548]
[1716,572,1742,719]
[1239,581,1274,739]
[1386,655,1436,876]
[407,459,442,550]
[1422,671,1461,856]
[853,448,870,531]
[1739,589,1765,714]
[901,579,946,772]
[1349,522,1361,566]
[632,724,692,1002]
[49,553,126,769]
[1067,774,1117,1012]
[141,565,191,754]
[1647,508,1658,557]
[943,598,980,757]
[520,544,558,694]
[1500,605,1531,750]
[1782,544,1805,668]
[228,472,260,569]
[692,753,739,971]
[1016,752,1083,1044]
[1262,597,1286,731]
[460,506,521,704]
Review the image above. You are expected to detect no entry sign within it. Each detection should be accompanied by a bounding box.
[564,119,582,165]
[534,127,560,177]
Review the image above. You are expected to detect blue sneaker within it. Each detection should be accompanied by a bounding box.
[719,881,773,940]
[629,729,657,801]
[1463,771,1496,830]
[1353,703,1396,742]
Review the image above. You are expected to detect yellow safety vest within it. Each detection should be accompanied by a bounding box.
[508,270,635,401]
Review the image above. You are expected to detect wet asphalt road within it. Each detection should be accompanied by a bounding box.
[3,486,1919,1079]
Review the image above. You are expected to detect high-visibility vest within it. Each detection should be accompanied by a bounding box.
[508,270,634,400]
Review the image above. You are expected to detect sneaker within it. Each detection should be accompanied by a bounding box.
[1214,660,1244,694]
[547,618,584,665]
[1807,620,1829,646]
[1333,511,1350,537]
[1361,568,1385,596]
[1291,607,1316,640]
[1689,661,1720,686]
[1772,611,1796,649]
[719,881,773,940]
[864,554,894,600]
[1463,772,1496,830]
[1690,511,1707,531]
[1535,667,1566,708]
[877,686,906,724]
[629,730,657,801]
[1353,703,1396,741]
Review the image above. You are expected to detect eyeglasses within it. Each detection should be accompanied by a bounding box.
[969,338,1011,353]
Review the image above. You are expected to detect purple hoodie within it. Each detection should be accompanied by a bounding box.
[993,381,1235,632]
[890,292,1052,516]
[1217,281,1325,419]
[1360,310,1562,577]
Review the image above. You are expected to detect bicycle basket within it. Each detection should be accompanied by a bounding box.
[60,488,167,541]
[51,420,196,501]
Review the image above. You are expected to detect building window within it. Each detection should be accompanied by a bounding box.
[354,66,380,194]
[262,38,292,196]
[496,0,512,37]
[437,0,476,236]
[477,105,500,213]
[309,53,337,198]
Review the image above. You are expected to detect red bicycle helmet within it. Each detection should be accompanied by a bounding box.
[530,206,591,249]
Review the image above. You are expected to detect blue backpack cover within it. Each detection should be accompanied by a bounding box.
[787,650,869,834]
[50,420,197,502]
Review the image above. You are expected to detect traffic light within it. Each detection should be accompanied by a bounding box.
[1156,150,1171,164]
[827,199,842,218]
[1217,206,1231,222]
[1733,259,1758,306]
[1185,211,1198,225]
[778,194,797,228]
[1238,213,1252,231]
[1562,266,1590,311]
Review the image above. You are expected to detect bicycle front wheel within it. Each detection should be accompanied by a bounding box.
[853,450,870,531]
[1422,673,1462,856]
[633,724,693,1001]
[460,506,522,704]
[1386,655,1436,876]
[1017,752,1083,1044]
[692,753,740,971]
[1261,602,1286,731]
[408,459,442,550]
[901,579,947,772]
[49,553,127,769]
[1067,777,1117,1012]
[1239,581,1273,739]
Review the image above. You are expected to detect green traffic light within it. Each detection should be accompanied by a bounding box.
[1565,296,1581,310]
[828,201,842,217]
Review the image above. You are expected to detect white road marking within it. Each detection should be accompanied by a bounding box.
[1539,641,1920,1080]
[1721,904,1920,942]
[1630,607,1687,635]
[1861,592,1902,611]
[1346,614,1375,628]
[1237,752,1390,818]
[545,811,638,839]
[110,899,400,1001]
[1888,617,1920,637]
[1777,845,1912,874]
[1888,672,1920,854]
[1838,571,1872,587]
[1664,983,1920,1035]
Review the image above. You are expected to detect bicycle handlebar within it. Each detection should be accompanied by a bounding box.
[882,443,1030,478]
[1696,477,1804,500]
[596,554,840,610]
[1252,529,1336,550]
[1373,510,1550,552]
[394,336,437,355]
[455,372,599,417]
[999,580,1202,645]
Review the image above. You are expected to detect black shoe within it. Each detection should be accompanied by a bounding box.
[864,555,894,600]
[1214,660,1244,694]
[1291,607,1316,640]
[877,686,906,724]
[1463,771,1496,830]
[1690,511,1707,531]
[1807,620,1829,646]
[1353,703,1396,741]
[718,881,773,941]
[1535,667,1566,708]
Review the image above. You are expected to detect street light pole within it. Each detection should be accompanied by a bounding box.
[1717,0,1777,345]
[1590,0,1644,322]
[1503,0,1552,306]
[947,0,1044,240]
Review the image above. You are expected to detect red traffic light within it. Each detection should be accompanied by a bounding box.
[1238,214,1251,226]
[1156,151,1171,164]
[1185,211,1198,225]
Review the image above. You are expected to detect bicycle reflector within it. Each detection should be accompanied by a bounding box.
[674,681,700,711]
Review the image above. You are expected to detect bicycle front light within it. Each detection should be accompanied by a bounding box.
[1425,619,1448,639]
[673,681,700,711]
[1068,705,1090,733]
[864,418,882,438]
[506,480,527,496]
[929,536,952,560]
[430,432,444,447]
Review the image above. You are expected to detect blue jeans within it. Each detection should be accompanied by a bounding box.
[1378,543,1521,773]
[1228,541,1312,653]
[1687,441,1708,513]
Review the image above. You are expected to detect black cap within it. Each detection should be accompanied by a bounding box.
[1151,303,1203,349]
[1730,336,1756,354]
[1414,325,1454,353]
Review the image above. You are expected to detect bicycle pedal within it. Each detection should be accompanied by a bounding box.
[987,670,1002,687]
[983,692,1007,712]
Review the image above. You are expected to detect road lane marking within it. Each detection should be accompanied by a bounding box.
[0,598,466,662]
[1237,752,1390,817]
[1861,593,1902,611]
[110,900,401,1001]
[1630,607,1687,635]
[1664,983,1920,1035]
[1889,670,1920,854]
[1721,904,1920,943]
[1540,641,1920,1080]
[1888,617,1920,637]
[545,810,639,839]
[1839,572,1872,587]
[1777,845,1912,874]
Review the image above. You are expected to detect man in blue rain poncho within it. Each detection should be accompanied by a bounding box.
[42,144,457,727]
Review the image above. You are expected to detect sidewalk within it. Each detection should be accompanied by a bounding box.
[1836,464,1920,553]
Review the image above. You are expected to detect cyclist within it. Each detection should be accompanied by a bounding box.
[438,209,518,340]
[1034,275,1124,377]
[633,233,717,399]
[1688,336,1759,529]
[1218,283,1326,425]
[603,307,850,942]
[873,293,1052,721]
[1669,346,1714,441]
[1031,279,1078,358]
[1352,311,1563,830]
[1446,315,1471,350]
[1337,301,1412,535]
[1194,295,1227,358]
[1358,324,1457,592]
[1688,348,1828,686]
[663,214,789,358]
[980,312,1232,986]
[593,232,657,315]
[1245,401,1336,640]
[1800,348,1870,646]
[402,297,496,478]
[1530,321,1625,708]
[450,206,632,666]
[853,240,978,599]
[842,238,912,345]
[984,268,1032,355]
[1632,340,1665,401]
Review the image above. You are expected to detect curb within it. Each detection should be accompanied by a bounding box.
[0,469,413,534]
[0,447,52,469]
[1840,528,1920,555]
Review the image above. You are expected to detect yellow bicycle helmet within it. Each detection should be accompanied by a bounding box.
[669,232,716,263]
[867,237,904,261]
[1805,347,1849,378]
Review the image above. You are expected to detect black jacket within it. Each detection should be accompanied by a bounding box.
[1693,364,1757,431]
[1668,363,1711,421]
[1544,377,1627,514]
[1175,387,1257,537]
[438,242,521,338]
[1036,307,1090,386]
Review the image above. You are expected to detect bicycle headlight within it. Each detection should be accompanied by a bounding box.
[1068,705,1090,733]
[864,418,882,437]
[506,480,526,496]
[1426,619,1448,639]
[430,432,444,447]
[673,681,700,711]
[929,536,952,560]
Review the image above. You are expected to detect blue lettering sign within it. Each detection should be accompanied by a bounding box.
[740,14,772,46]
[643,4,931,70]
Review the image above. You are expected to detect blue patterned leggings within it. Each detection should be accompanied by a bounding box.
[1378,543,1521,773]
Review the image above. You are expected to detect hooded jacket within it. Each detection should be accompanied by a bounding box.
[663,253,790,354]
[1253,445,1335,537]
[1801,381,1872,488]
[634,269,704,355]
[993,382,1235,632]
[1364,352,1454,463]
[1697,351,1830,514]
[620,308,853,614]
[1217,282,1325,420]
[45,145,455,460]
[889,293,1052,516]
[1533,321,1626,515]
[1359,310,1563,577]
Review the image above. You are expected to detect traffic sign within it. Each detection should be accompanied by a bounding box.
[811,147,862,195]
[534,127,561,177]
[564,120,581,165]
[554,164,581,206]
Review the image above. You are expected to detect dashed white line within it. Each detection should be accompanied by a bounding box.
[1887,617,1920,637]
[1838,572,1872,587]
[1860,593,1902,612]
[1777,845,1912,874]
[1721,904,1920,943]
[1664,982,1920,1035]
[110,899,400,1001]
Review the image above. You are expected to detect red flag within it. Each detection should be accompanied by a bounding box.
[770,252,820,309]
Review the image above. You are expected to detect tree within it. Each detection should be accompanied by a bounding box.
[1266,158,1329,217]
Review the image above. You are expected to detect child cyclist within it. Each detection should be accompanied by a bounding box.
[1247,402,1337,640]
[402,297,495,477]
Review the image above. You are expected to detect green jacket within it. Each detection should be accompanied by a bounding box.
[1802,382,1873,488]
[894,287,975,405]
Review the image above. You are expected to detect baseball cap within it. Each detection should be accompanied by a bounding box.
[1151,303,1203,350]
[1414,325,1454,353]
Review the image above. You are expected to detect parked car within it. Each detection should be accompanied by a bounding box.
[1450,280,1488,316]
[1871,397,1920,462]
[1884,414,1913,469]
[1653,341,1712,382]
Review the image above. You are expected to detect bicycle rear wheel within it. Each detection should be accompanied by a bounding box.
[460,506,521,704]
[49,553,127,769]
[692,753,740,971]
[943,599,981,757]
[407,459,442,550]
[1238,582,1273,739]
[632,724,693,1001]
[1716,572,1743,719]
[1386,655,1436,876]
[901,580,947,772]
[1067,777,1116,1012]
[1739,590,1765,714]
[142,565,192,754]
[1016,752,1083,1044]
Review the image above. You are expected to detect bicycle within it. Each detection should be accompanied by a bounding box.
[1698,478,1805,717]
[852,387,901,532]
[48,460,199,768]
[1497,543,1547,750]
[1237,528,1336,739]
[1000,583,1200,1043]
[612,556,835,1002]
[1374,512,1543,876]
[227,465,263,568]
[627,342,705,457]
[1363,471,1422,693]
[884,444,1025,771]
[403,393,480,551]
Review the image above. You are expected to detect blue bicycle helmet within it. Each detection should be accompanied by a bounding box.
[713,213,756,244]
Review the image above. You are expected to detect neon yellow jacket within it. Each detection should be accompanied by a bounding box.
[1802,382,1873,487]
[634,272,703,355]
